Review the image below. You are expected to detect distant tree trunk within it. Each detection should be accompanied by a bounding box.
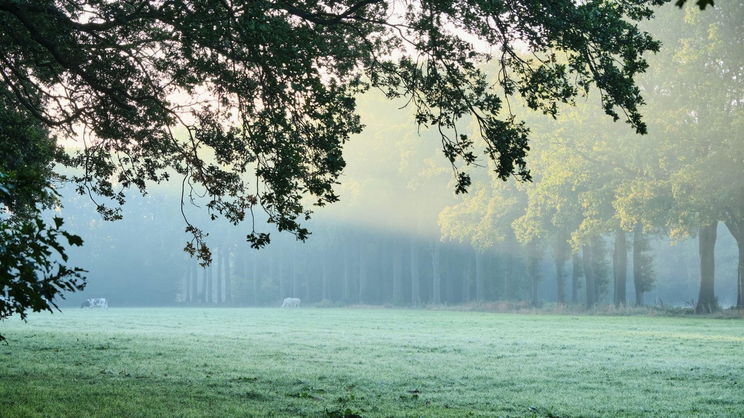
[554,256,565,304]
[304,257,311,302]
[613,230,627,307]
[463,266,471,303]
[251,253,258,305]
[527,244,541,307]
[291,254,298,298]
[195,267,207,304]
[184,264,191,303]
[190,264,198,304]
[571,254,581,304]
[632,224,644,306]
[277,261,284,300]
[503,250,511,301]
[724,218,744,309]
[582,244,596,309]
[224,248,231,304]
[358,244,367,304]
[410,239,420,305]
[553,233,568,304]
[392,248,402,305]
[216,248,224,304]
[321,260,328,301]
[591,236,605,304]
[474,249,484,302]
[343,251,351,303]
[432,242,441,305]
[206,265,214,304]
[696,221,718,313]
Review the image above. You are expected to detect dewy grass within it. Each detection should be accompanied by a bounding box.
[1,308,742,417]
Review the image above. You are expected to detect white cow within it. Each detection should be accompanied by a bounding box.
[81,298,109,309]
[281,297,301,308]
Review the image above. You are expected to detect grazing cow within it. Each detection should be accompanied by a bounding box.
[81,298,109,309]
[281,297,301,308]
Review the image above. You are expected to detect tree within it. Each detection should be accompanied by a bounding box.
[0,90,85,341]
[631,3,744,311]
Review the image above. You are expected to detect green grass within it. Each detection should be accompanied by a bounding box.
[1,308,743,417]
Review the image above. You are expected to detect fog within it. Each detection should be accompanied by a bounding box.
[34,5,738,313]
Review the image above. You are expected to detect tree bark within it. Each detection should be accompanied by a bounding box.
[724,219,744,309]
[613,230,627,306]
[696,221,718,313]
[582,244,595,309]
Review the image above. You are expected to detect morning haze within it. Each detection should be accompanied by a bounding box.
[1,1,742,416]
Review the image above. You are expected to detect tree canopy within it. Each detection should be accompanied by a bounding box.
[0,0,671,264]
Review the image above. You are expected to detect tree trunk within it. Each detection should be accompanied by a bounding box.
[291,254,298,298]
[571,254,581,304]
[632,225,643,306]
[358,244,366,304]
[462,267,473,303]
[392,248,402,305]
[185,263,193,303]
[724,219,744,309]
[528,244,541,307]
[216,248,224,304]
[554,255,565,304]
[590,236,603,304]
[207,265,215,304]
[343,251,351,303]
[432,242,441,305]
[582,244,595,309]
[474,249,484,302]
[410,240,420,305]
[322,260,328,301]
[251,254,258,305]
[277,261,284,300]
[224,248,231,304]
[191,264,198,304]
[696,221,718,313]
[613,230,627,307]
[504,250,512,301]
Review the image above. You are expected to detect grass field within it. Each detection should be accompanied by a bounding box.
[1,308,743,417]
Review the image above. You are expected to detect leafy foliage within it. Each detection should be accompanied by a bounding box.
[0,92,85,342]
[0,0,669,263]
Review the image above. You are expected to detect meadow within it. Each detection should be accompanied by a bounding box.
[1,308,742,417]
